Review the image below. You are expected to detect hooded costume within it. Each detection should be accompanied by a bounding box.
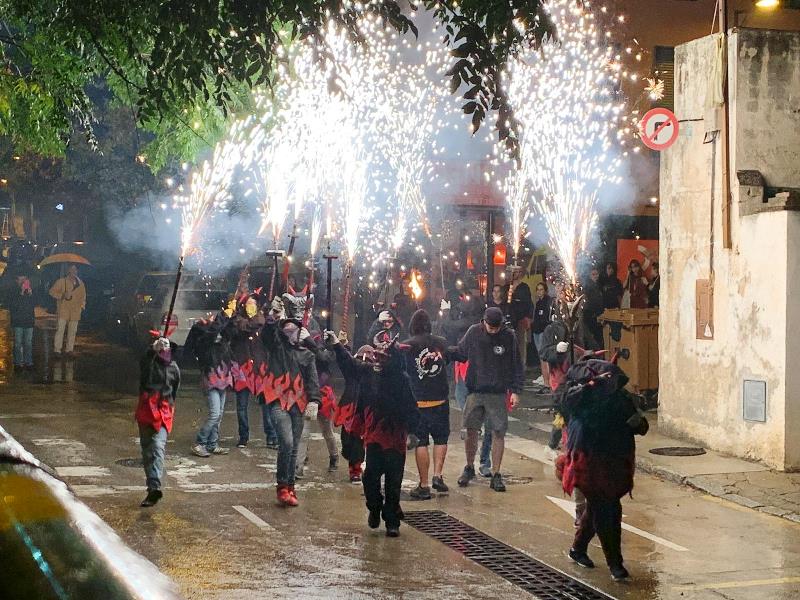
[135,338,180,505]
[365,309,402,348]
[333,342,419,532]
[184,310,235,390]
[555,358,648,573]
[230,295,268,395]
[260,314,320,505]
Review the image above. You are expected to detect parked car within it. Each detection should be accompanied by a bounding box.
[108,270,227,343]
[132,285,230,347]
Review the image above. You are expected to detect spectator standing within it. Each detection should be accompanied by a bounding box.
[9,272,36,371]
[622,260,649,309]
[648,262,660,308]
[509,282,533,367]
[581,267,605,350]
[49,264,86,356]
[532,282,554,387]
[599,262,623,310]
[487,284,509,315]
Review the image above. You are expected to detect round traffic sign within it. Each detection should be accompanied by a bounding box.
[640,107,679,151]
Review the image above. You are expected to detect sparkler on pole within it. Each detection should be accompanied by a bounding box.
[302,208,324,327]
[323,240,338,333]
[498,0,626,284]
[163,255,184,337]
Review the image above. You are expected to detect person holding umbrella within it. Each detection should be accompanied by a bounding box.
[48,264,86,357]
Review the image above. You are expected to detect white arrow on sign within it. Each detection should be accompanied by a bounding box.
[546,496,689,552]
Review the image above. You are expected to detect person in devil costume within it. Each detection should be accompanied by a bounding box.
[331,334,367,483]
[555,358,649,581]
[325,330,419,536]
[260,297,321,507]
[184,298,236,458]
[136,336,180,507]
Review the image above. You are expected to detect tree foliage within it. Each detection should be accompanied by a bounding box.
[0,0,553,166]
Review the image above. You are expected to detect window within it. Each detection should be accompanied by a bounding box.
[653,46,675,111]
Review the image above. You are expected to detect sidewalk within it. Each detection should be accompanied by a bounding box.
[634,414,800,522]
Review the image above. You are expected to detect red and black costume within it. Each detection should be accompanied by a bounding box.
[333,343,419,531]
[332,343,367,480]
[230,297,272,446]
[555,359,649,573]
[260,316,320,504]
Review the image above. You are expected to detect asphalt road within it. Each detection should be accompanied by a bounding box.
[2,327,800,599]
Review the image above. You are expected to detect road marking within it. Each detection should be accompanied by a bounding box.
[530,422,551,433]
[0,413,69,419]
[233,505,274,531]
[546,496,689,552]
[55,466,111,477]
[673,577,800,591]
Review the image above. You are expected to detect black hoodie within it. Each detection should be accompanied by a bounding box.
[401,333,450,402]
[449,323,524,394]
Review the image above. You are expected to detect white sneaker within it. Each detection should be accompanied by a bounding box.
[533,375,545,385]
[191,444,211,458]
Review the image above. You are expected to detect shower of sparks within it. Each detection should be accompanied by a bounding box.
[645,77,665,101]
[309,206,324,257]
[498,0,626,282]
[177,115,264,256]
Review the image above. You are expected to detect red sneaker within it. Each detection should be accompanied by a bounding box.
[288,485,299,504]
[349,464,363,483]
[277,485,299,507]
[277,485,298,507]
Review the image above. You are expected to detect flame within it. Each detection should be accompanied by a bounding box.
[409,269,424,301]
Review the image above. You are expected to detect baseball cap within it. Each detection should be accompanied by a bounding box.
[483,307,504,327]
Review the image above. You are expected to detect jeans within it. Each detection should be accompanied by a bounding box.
[54,319,78,353]
[268,402,304,486]
[196,388,226,451]
[13,327,33,366]
[259,402,278,444]
[139,424,168,491]
[236,389,277,444]
[296,414,338,473]
[363,444,405,528]
[455,377,468,411]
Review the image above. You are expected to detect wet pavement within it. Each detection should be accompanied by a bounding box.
[2,318,800,599]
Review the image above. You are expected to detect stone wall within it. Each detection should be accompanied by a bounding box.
[660,30,800,470]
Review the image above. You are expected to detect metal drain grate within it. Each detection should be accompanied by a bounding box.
[404,510,614,600]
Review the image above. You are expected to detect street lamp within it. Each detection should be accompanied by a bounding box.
[754,0,780,8]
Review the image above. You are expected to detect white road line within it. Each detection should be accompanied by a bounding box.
[55,466,111,477]
[673,577,800,591]
[233,505,274,531]
[530,422,551,433]
[0,413,69,419]
[546,496,690,552]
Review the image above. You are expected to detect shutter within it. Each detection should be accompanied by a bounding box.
[653,46,675,112]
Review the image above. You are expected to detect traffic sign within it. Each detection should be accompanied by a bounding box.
[640,107,680,151]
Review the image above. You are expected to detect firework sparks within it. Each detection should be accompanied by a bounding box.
[499,0,625,282]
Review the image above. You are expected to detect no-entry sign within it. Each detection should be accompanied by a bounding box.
[640,107,679,151]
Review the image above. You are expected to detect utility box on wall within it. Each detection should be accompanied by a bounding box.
[743,380,767,423]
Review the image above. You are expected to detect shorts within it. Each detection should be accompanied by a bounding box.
[463,393,508,436]
[414,402,450,446]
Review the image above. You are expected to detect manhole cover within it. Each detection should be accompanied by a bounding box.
[649,446,706,457]
[116,458,143,467]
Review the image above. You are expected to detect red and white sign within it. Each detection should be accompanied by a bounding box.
[640,107,679,151]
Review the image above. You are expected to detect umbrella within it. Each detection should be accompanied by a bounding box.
[39,253,91,267]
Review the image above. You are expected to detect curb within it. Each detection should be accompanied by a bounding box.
[635,455,800,525]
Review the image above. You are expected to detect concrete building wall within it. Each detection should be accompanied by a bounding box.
[660,30,800,469]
